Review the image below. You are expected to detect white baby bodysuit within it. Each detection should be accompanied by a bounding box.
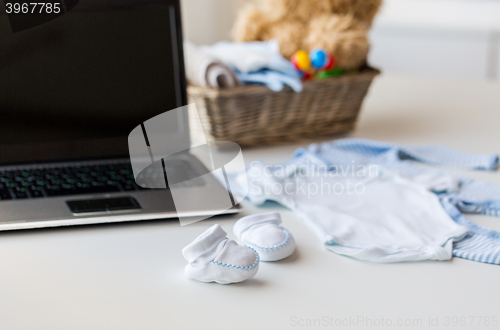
[234,164,469,262]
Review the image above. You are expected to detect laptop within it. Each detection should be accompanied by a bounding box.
[0,0,240,230]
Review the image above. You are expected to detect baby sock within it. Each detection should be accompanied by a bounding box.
[234,212,296,261]
[182,224,259,284]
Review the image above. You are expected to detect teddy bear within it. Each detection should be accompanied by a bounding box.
[232,0,382,70]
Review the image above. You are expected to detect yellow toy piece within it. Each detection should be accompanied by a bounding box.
[291,50,311,71]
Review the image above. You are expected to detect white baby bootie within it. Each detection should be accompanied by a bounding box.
[182,224,259,284]
[234,212,296,261]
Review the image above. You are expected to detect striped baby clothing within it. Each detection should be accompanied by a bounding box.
[231,138,500,264]
[279,138,500,264]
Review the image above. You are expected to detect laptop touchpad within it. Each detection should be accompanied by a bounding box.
[66,197,141,214]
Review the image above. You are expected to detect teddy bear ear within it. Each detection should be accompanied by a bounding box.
[260,0,293,22]
[329,0,382,27]
[262,0,333,22]
[354,0,383,26]
[232,5,268,42]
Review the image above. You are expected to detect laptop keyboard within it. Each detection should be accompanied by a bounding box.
[0,162,143,200]
[0,159,206,201]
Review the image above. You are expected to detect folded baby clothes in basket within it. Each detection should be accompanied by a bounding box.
[186,40,302,92]
[184,41,240,88]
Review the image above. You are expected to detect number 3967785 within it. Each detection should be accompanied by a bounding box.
[5,2,61,14]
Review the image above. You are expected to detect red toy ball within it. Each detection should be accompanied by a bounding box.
[323,54,337,71]
[302,71,313,80]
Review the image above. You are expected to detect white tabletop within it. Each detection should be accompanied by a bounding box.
[2,74,500,330]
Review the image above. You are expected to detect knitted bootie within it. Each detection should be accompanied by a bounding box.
[182,224,259,284]
[234,212,295,261]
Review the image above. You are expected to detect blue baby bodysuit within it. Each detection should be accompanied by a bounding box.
[232,138,500,264]
[283,138,500,264]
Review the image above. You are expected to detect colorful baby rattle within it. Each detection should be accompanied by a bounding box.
[291,50,311,72]
[309,48,337,72]
[291,48,338,80]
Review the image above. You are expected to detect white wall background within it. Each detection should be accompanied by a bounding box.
[181,0,248,45]
[369,0,500,80]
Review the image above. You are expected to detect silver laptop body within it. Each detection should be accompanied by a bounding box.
[0,0,239,231]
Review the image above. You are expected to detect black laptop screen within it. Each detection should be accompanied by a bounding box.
[0,0,185,164]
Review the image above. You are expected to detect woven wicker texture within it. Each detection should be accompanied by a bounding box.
[188,68,380,147]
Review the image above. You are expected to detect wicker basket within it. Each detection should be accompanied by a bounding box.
[187,67,380,148]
